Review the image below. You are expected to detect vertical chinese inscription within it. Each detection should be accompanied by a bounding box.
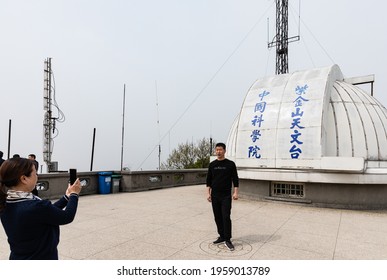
[248,90,270,159]
[289,85,309,159]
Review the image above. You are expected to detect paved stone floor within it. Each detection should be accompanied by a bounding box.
[1,184,387,260]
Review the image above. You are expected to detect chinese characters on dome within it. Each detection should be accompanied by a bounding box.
[248,90,270,159]
[289,85,309,159]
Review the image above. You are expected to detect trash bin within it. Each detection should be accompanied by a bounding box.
[111,175,121,193]
[98,172,112,194]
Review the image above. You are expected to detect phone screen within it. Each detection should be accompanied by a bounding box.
[69,169,77,185]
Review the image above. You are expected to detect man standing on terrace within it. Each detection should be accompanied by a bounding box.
[206,142,239,251]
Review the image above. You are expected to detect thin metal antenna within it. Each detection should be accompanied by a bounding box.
[7,119,11,159]
[90,128,96,172]
[210,121,213,156]
[120,84,126,171]
[155,80,161,169]
[267,17,270,46]
[298,0,301,38]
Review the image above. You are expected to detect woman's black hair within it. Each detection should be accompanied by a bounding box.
[0,158,34,213]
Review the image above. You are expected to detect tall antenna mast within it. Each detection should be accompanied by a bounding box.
[43,58,65,172]
[268,0,300,74]
[120,84,126,171]
[155,80,161,170]
[43,57,54,172]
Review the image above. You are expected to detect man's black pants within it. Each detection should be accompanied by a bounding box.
[211,195,232,241]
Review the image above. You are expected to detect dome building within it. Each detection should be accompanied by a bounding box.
[226,64,387,209]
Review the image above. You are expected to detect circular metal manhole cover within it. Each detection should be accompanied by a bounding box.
[200,239,252,257]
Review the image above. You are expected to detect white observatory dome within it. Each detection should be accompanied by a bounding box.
[227,65,387,184]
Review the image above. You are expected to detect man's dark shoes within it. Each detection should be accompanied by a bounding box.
[213,237,225,244]
[225,240,235,251]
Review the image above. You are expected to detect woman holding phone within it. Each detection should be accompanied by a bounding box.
[0,157,82,260]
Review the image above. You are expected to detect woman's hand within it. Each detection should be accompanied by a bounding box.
[66,178,82,196]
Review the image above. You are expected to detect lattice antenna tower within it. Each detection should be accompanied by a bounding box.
[268,0,300,74]
[43,57,54,172]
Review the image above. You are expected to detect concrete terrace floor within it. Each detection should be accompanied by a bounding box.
[1,184,387,260]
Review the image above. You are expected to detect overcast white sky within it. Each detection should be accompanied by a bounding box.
[1,0,386,172]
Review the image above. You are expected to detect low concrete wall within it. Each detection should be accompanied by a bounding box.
[238,178,387,210]
[307,183,387,209]
[37,169,207,200]
[120,169,207,192]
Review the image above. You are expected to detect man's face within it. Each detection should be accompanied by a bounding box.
[215,146,225,160]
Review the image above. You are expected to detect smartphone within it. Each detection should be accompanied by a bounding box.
[69,168,77,185]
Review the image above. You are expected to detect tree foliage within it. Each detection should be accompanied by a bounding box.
[162,137,215,169]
